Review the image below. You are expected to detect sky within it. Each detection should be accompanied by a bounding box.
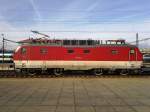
[0,0,150,48]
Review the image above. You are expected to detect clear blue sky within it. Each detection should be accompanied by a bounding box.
[0,0,150,44]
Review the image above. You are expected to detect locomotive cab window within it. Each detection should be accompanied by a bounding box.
[130,48,135,54]
[68,49,74,53]
[21,48,27,54]
[40,48,48,54]
[111,50,118,54]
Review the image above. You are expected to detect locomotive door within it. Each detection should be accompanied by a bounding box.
[129,48,136,61]
[129,48,137,68]
[20,47,28,68]
[40,48,47,70]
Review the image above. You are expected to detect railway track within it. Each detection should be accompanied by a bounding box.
[0,71,150,78]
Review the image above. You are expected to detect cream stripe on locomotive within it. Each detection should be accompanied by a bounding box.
[14,61,143,70]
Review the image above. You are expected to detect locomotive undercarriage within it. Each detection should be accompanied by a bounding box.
[17,67,142,76]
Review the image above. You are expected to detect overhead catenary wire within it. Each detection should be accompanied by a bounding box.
[129,38,150,44]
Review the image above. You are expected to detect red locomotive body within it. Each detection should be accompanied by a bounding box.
[13,39,143,75]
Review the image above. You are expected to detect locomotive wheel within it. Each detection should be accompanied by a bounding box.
[131,69,141,75]
[21,69,28,75]
[53,68,63,76]
[120,69,129,75]
[135,69,142,75]
[93,68,103,75]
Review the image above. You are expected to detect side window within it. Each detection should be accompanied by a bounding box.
[21,48,27,54]
[84,49,90,53]
[63,40,71,45]
[79,40,86,45]
[111,50,118,54]
[40,48,48,54]
[130,48,135,54]
[68,49,74,53]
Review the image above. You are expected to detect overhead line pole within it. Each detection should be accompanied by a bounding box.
[0,34,18,64]
[1,34,4,65]
[136,33,139,47]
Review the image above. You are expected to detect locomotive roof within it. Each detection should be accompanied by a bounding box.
[18,38,135,47]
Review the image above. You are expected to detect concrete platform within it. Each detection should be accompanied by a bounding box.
[0,78,150,112]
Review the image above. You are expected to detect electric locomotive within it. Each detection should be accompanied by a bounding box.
[13,38,143,75]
